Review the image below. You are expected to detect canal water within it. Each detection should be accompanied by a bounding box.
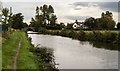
[28,31,118,69]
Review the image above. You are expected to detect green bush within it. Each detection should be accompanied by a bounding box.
[31,47,59,71]
[78,30,86,41]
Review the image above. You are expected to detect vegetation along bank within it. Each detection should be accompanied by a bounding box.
[2,31,58,70]
[39,29,120,50]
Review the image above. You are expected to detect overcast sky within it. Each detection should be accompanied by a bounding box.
[0,0,119,24]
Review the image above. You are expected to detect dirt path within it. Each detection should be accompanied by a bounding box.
[13,37,22,71]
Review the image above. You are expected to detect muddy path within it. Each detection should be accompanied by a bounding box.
[13,37,22,71]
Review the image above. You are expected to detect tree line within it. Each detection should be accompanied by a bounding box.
[1,4,120,32]
[84,11,120,30]
[29,4,120,31]
[1,7,28,32]
[29,4,65,31]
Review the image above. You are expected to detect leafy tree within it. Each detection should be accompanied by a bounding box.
[29,17,36,27]
[11,13,25,30]
[66,23,73,29]
[47,5,54,24]
[84,17,97,29]
[1,7,13,32]
[50,14,57,26]
[1,7,13,29]
[60,22,65,28]
[40,4,48,25]
[101,11,113,19]
[30,4,58,31]
[117,22,120,29]
[39,4,55,25]
[23,22,28,27]
[36,6,39,15]
[93,11,115,30]
[2,8,9,24]
[99,11,115,30]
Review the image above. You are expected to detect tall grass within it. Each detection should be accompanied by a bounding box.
[17,32,38,69]
[2,31,38,69]
[29,46,59,71]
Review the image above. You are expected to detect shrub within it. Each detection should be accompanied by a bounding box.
[78,30,86,41]
[30,47,58,70]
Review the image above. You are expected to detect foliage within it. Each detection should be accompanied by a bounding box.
[65,23,73,29]
[1,24,8,32]
[84,11,116,30]
[2,8,9,24]
[30,46,59,71]
[39,30,120,45]
[29,4,64,31]
[1,7,13,28]
[98,17,116,30]
[117,22,120,29]
[84,17,97,29]
[11,13,28,30]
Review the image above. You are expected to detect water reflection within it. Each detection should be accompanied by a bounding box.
[89,41,119,51]
[28,32,118,69]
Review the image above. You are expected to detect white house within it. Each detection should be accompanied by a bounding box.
[72,20,87,29]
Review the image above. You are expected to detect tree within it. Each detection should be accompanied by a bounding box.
[8,7,13,27]
[101,11,113,19]
[30,17,36,27]
[117,22,120,29]
[29,4,57,31]
[47,5,54,24]
[36,6,39,15]
[50,14,57,25]
[84,17,97,29]
[99,11,115,30]
[23,22,28,28]
[66,23,73,29]
[39,4,55,25]
[11,13,24,30]
[2,8,9,24]
[60,22,65,28]
[1,7,13,29]
[1,7,12,32]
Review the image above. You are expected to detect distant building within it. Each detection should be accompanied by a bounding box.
[72,20,88,29]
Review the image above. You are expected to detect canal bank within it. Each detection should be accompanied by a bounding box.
[2,31,38,69]
[2,31,58,70]
[38,30,120,49]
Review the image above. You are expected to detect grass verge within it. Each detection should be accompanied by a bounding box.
[2,31,38,69]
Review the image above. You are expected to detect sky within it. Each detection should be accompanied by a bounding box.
[0,0,119,25]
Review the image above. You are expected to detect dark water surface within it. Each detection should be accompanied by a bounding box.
[28,31,118,69]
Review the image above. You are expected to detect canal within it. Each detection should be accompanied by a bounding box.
[28,31,118,69]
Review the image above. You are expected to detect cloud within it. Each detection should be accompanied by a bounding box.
[65,15,90,21]
[70,2,118,12]
[98,2,118,12]
[72,2,89,7]
[2,0,119,2]
[1,1,119,24]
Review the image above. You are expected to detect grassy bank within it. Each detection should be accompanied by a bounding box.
[39,30,120,43]
[2,31,38,69]
[2,31,58,70]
